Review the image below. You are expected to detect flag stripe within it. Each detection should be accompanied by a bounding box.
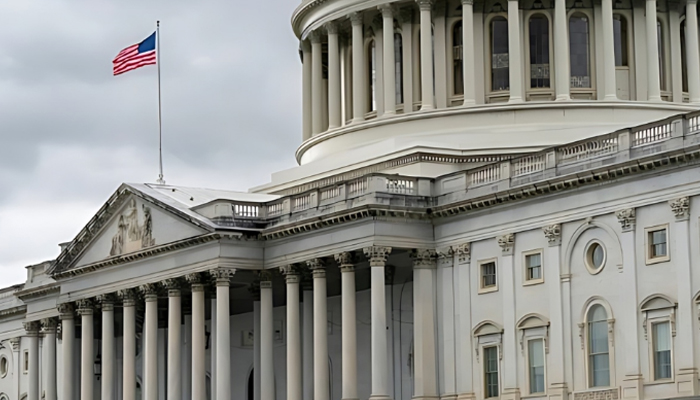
[112,33,157,76]
[113,51,155,70]
[113,53,156,75]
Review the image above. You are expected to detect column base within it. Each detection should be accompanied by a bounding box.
[440,394,458,400]
[342,398,360,400]
[420,105,435,111]
[620,374,643,400]
[604,94,618,101]
[462,100,476,107]
[647,96,663,102]
[548,383,569,400]
[501,388,521,400]
[508,97,523,104]
[457,393,476,400]
[676,368,699,396]
[555,95,571,101]
[413,396,440,400]
[370,395,393,400]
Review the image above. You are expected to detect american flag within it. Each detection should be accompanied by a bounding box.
[113,32,157,76]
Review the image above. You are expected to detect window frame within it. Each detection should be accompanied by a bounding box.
[22,349,28,374]
[522,249,544,286]
[0,355,7,378]
[584,239,606,275]
[581,301,615,389]
[484,12,510,103]
[478,258,499,294]
[649,319,674,382]
[526,338,547,395]
[449,18,465,100]
[483,345,501,398]
[566,9,597,99]
[524,11,554,98]
[645,224,670,265]
[641,295,677,383]
[474,321,504,399]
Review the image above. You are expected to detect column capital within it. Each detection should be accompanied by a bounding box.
[461,0,475,5]
[76,298,94,315]
[542,224,562,247]
[57,303,75,320]
[363,246,392,266]
[669,197,690,220]
[259,269,274,282]
[300,39,311,53]
[307,259,326,278]
[118,288,138,307]
[249,280,261,301]
[23,321,41,336]
[162,278,182,296]
[40,317,59,334]
[615,208,636,232]
[416,0,434,10]
[436,246,454,266]
[498,233,515,255]
[334,252,355,271]
[97,293,116,311]
[308,30,322,44]
[688,0,698,4]
[349,12,363,26]
[260,281,272,289]
[411,249,438,269]
[455,243,471,264]
[325,21,339,35]
[378,3,396,17]
[280,265,301,284]
[139,283,160,301]
[9,337,20,351]
[210,268,236,286]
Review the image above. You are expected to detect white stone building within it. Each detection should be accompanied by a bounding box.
[1,0,700,400]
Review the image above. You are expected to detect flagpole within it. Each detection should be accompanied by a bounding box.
[156,20,165,185]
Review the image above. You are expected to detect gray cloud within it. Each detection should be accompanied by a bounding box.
[0,0,302,284]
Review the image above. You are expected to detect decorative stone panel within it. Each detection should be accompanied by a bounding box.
[574,389,619,400]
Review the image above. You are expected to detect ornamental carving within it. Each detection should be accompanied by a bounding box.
[416,0,434,10]
[669,197,690,220]
[210,268,236,284]
[9,337,20,351]
[23,321,40,334]
[139,283,160,299]
[349,12,363,26]
[57,303,75,319]
[615,208,636,231]
[97,294,116,310]
[279,265,299,276]
[363,246,392,266]
[40,318,58,333]
[456,243,471,263]
[378,4,396,17]
[436,246,454,265]
[109,199,156,257]
[334,252,354,271]
[118,288,138,306]
[498,233,515,255]
[542,224,562,246]
[76,298,94,315]
[411,249,437,269]
[325,21,338,35]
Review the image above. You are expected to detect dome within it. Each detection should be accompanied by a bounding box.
[288,0,700,174]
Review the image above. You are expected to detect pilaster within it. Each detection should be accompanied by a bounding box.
[498,234,520,400]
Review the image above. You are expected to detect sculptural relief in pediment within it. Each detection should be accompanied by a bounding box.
[110,198,156,256]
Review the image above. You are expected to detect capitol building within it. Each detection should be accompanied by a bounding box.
[2,0,700,399]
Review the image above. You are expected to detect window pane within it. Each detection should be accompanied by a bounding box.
[492,18,509,91]
[369,40,376,112]
[395,33,403,105]
[682,22,688,92]
[569,15,590,88]
[589,320,609,354]
[529,15,550,88]
[482,262,497,287]
[529,340,546,393]
[651,229,667,257]
[653,322,672,379]
[613,16,628,66]
[454,21,464,95]
[484,347,499,398]
[590,354,610,387]
[592,244,604,268]
[527,254,542,280]
[658,21,666,91]
[588,305,607,322]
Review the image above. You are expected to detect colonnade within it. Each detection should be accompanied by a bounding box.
[17,247,444,400]
[300,0,700,140]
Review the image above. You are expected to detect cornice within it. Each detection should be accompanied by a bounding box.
[0,305,27,320]
[15,284,60,301]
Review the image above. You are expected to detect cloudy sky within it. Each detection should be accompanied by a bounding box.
[0,0,302,285]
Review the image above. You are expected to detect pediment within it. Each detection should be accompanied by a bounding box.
[50,185,212,275]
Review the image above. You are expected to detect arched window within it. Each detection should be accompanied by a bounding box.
[395,32,404,105]
[368,39,377,112]
[658,20,666,91]
[528,14,550,88]
[491,17,509,91]
[681,20,688,93]
[454,21,464,95]
[587,305,610,387]
[569,14,591,88]
[613,15,628,66]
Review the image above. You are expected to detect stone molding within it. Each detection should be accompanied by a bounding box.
[15,284,60,301]
[461,0,475,5]
[411,249,437,269]
[363,246,392,267]
[325,21,338,35]
[281,265,301,284]
[57,302,74,320]
[308,30,322,44]
[378,3,396,17]
[456,243,471,263]
[543,224,562,246]
[615,208,636,232]
[498,233,515,255]
[260,281,273,289]
[669,196,690,220]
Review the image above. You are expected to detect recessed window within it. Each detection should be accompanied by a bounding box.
[585,241,606,274]
[0,356,7,378]
[587,305,610,387]
[524,251,544,285]
[569,14,591,88]
[613,15,628,67]
[652,321,672,380]
[479,260,498,293]
[484,346,500,398]
[491,17,510,91]
[528,339,546,394]
[646,226,670,264]
[23,350,28,374]
[453,20,464,95]
[528,14,550,88]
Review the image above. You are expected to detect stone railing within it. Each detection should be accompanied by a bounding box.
[219,111,699,226]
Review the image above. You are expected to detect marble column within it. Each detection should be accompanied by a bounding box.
[210,296,218,397]
[282,266,302,400]
[186,273,206,400]
[411,250,438,399]
[363,246,393,400]
[498,235,520,400]
[455,244,475,400]
[436,248,457,400]
[163,279,183,400]
[302,276,314,400]
[308,259,330,400]
[98,295,116,400]
[58,304,76,400]
[646,0,662,101]
[211,267,236,400]
[77,299,94,400]
[380,5,396,116]
[254,293,261,400]
[507,0,523,102]
[302,40,313,140]
[686,0,700,103]
[327,22,342,129]
[553,0,570,100]
[140,284,159,400]
[119,290,137,400]
[400,9,414,111]
[417,0,435,110]
[336,253,358,400]
[602,0,618,100]
[462,0,476,105]
[350,12,366,123]
[261,277,274,400]
[311,31,324,135]
[41,318,58,400]
[24,321,40,400]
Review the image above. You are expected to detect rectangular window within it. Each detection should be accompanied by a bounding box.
[484,346,500,398]
[528,339,546,394]
[646,226,670,264]
[589,320,610,387]
[653,321,672,380]
[480,261,497,291]
[525,252,543,283]
[23,350,28,373]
